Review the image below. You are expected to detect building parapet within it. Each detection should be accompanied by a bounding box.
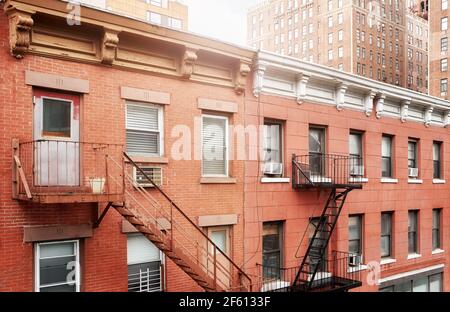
[253,50,450,128]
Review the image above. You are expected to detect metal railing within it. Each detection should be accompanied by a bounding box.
[255,251,363,292]
[106,153,252,292]
[13,139,124,197]
[128,264,163,292]
[292,153,363,188]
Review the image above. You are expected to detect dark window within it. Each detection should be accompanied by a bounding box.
[263,222,283,279]
[309,127,326,176]
[42,98,71,137]
[408,140,417,169]
[349,215,363,256]
[433,142,442,179]
[349,132,364,176]
[408,210,419,254]
[381,212,393,258]
[432,209,442,251]
[382,135,393,178]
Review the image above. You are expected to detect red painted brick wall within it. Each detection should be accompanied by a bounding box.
[243,83,450,292]
[0,10,245,292]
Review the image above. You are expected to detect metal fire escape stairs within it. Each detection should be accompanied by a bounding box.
[96,152,251,292]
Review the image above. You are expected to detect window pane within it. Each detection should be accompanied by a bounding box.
[397,281,412,292]
[40,242,75,258]
[381,213,392,235]
[349,240,361,254]
[126,130,159,155]
[408,211,417,231]
[382,136,391,157]
[348,216,361,240]
[429,274,442,292]
[349,133,362,156]
[309,128,325,153]
[210,230,227,253]
[43,99,71,137]
[128,261,161,292]
[380,236,390,257]
[40,284,76,292]
[264,123,281,163]
[413,277,428,292]
[382,158,391,177]
[40,256,76,285]
[202,117,227,176]
[408,232,417,254]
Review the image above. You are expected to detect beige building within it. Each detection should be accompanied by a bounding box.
[78,0,188,30]
[247,0,422,90]
[429,0,450,99]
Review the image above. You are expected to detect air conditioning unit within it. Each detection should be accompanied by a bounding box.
[263,162,283,176]
[350,165,364,177]
[349,254,362,267]
[408,167,419,178]
[133,167,163,188]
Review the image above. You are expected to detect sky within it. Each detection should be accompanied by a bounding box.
[183,0,262,47]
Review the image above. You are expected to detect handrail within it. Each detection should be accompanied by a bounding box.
[292,154,315,186]
[123,152,252,290]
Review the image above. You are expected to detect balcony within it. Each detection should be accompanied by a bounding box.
[256,251,363,292]
[292,153,363,189]
[12,139,125,204]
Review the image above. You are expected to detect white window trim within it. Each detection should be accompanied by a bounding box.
[433,179,446,184]
[261,177,290,183]
[407,253,422,260]
[35,240,80,292]
[432,248,445,255]
[408,179,423,184]
[201,114,229,178]
[38,96,75,142]
[349,177,369,183]
[380,258,397,265]
[381,178,398,184]
[126,101,164,157]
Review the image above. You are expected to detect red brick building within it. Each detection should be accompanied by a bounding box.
[1,0,449,293]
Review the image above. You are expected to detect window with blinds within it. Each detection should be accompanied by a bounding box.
[202,115,228,177]
[126,102,163,157]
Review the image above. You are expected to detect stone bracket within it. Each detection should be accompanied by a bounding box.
[425,105,434,127]
[235,61,251,95]
[376,92,386,119]
[101,28,120,65]
[364,91,377,117]
[180,47,198,79]
[400,99,411,123]
[335,82,348,111]
[5,4,35,59]
[252,61,267,98]
[296,73,310,104]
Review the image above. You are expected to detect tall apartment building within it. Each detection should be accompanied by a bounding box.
[248,0,423,90]
[429,0,450,99]
[78,0,188,30]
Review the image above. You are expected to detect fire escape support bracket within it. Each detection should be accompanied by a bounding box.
[94,202,113,228]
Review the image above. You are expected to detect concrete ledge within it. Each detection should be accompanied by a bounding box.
[433,179,446,184]
[432,249,445,255]
[198,214,238,227]
[24,224,93,242]
[380,258,397,265]
[25,70,89,93]
[381,178,399,184]
[198,97,238,113]
[408,179,423,184]
[200,177,237,184]
[407,253,422,260]
[121,86,170,105]
[261,177,290,183]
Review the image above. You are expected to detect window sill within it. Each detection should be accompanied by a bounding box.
[200,177,237,184]
[433,179,446,184]
[432,249,445,255]
[347,264,368,273]
[349,177,369,183]
[380,178,398,184]
[380,258,397,265]
[125,156,169,164]
[261,177,290,183]
[408,179,423,184]
[310,176,332,183]
[407,253,422,260]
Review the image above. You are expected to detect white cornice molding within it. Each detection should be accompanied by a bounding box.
[255,51,450,127]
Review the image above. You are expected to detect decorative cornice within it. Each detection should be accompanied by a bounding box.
[101,28,120,65]
[252,61,267,98]
[335,82,348,111]
[400,99,411,123]
[180,48,198,79]
[376,93,386,119]
[364,91,377,117]
[235,62,251,95]
[425,105,434,127]
[296,73,310,104]
[444,111,450,128]
[5,3,34,59]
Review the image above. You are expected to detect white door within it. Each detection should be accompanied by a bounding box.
[33,90,80,186]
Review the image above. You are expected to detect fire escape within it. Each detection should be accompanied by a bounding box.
[289,153,364,292]
[12,139,251,292]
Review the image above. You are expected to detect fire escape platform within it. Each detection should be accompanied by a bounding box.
[17,192,124,204]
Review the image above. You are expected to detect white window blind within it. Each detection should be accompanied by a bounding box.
[127,234,161,265]
[126,103,162,156]
[202,115,228,176]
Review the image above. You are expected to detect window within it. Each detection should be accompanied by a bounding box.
[328,16,333,27]
[202,115,228,177]
[338,13,343,24]
[328,33,333,44]
[441,17,448,31]
[338,46,343,58]
[127,234,163,292]
[432,209,442,251]
[35,240,80,292]
[433,142,442,179]
[309,127,326,176]
[126,102,163,157]
[381,212,393,258]
[349,132,363,176]
[169,17,182,29]
[328,49,333,60]
[408,210,419,255]
[42,98,72,137]
[349,215,363,260]
[441,37,448,52]
[443,0,448,10]
[263,222,283,279]
[148,11,162,25]
[441,79,448,94]
[429,273,443,292]
[441,58,448,72]
[263,120,283,176]
[382,135,393,178]
[208,226,230,255]
[338,30,343,41]
[408,139,418,172]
